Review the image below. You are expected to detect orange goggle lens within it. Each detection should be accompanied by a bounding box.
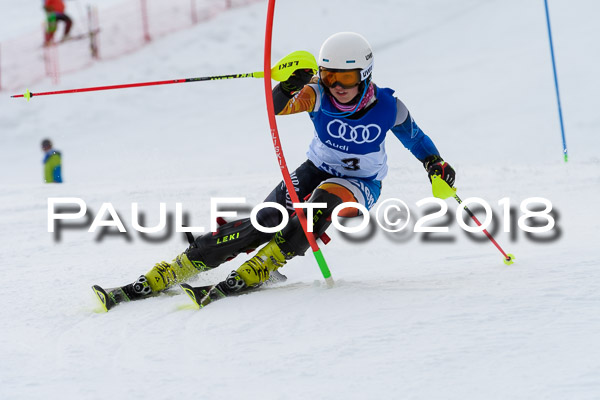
[319,68,361,89]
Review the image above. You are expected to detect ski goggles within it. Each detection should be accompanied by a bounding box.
[319,68,362,89]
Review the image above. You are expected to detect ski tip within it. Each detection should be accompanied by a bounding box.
[91,285,110,312]
[503,253,516,266]
[179,284,200,309]
[176,304,200,311]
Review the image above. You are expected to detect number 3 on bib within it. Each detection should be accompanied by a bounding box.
[341,157,360,171]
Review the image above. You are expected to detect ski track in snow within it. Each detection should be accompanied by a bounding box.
[1,0,600,399]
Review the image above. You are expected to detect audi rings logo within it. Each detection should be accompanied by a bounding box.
[327,120,382,144]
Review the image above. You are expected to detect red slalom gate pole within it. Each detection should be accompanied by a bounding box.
[263,0,334,287]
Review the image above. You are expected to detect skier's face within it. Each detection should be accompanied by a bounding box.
[328,83,360,104]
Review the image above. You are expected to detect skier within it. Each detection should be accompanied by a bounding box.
[92,32,456,310]
[43,0,73,45]
[41,138,63,183]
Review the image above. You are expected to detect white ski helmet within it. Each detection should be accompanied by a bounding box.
[318,32,374,84]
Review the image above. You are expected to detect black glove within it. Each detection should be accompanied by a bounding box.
[423,155,456,187]
[281,69,314,96]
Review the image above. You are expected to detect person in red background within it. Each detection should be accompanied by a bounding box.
[43,0,73,45]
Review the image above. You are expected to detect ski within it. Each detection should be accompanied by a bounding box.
[42,29,101,48]
[180,284,226,309]
[92,285,130,312]
[92,270,288,312]
[91,283,176,312]
[180,269,288,310]
[60,29,101,43]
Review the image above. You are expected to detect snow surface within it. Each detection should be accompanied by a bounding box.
[2,0,600,399]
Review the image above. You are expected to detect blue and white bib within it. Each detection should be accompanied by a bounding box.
[307,85,398,180]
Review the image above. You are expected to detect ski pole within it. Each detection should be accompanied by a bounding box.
[263,0,334,287]
[431,175,515,265]
[11,50,317,101]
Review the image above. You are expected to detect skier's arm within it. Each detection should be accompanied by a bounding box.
[273,69,316,115]
[390,98,439,161]
[391,98,456,186]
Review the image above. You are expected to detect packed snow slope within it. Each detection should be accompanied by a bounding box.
[1,0,600,399]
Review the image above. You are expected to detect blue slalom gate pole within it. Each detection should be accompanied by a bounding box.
[543,0,568,162]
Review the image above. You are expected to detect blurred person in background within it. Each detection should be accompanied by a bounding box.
[42,139,62,183]
[43,0,73,45]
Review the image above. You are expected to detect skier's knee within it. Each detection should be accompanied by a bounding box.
[312,181,359,217]
[275,187,345,257]
[255,204,285,229]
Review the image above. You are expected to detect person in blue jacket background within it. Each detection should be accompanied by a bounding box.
[42,138,62,183]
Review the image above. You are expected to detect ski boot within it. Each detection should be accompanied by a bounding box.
[181,239,289,309]
[91,251,202,311]
[92,218,275,311]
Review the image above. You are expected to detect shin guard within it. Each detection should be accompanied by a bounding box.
[276,188,344,257]
[186,218,273,268]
